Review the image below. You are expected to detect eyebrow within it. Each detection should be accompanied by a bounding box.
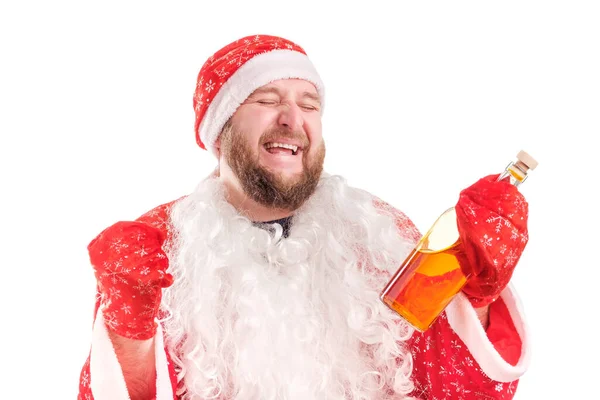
[250,86,321,105]
[301,91,321,105]
[250,87,280,97]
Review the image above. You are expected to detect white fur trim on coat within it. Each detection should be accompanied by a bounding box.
[445,283,531,382]
[89,307,174,399]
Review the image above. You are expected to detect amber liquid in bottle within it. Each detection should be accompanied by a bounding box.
[380,207,467,332]
[380,150,537,332]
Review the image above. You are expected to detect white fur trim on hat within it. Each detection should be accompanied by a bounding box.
[198,49,325,155]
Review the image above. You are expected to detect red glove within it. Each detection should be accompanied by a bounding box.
[88,221,173,340]
[455,174,529,308]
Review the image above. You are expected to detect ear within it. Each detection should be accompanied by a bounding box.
[214,136,222,158]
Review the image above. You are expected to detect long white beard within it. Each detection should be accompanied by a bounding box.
[161,173,419,399]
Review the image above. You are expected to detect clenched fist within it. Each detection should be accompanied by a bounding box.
[88,221,173,340]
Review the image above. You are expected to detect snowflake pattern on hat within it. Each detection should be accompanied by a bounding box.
[192,34,324,153]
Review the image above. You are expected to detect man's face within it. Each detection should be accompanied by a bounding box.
[219,79,326,211]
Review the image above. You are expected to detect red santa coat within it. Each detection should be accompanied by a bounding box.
[77,196,529,400]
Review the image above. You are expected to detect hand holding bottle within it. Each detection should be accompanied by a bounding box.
[455,173,529,308]
[380,150,537,331]
[87,221,174,340]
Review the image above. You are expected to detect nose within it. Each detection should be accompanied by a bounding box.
[277,102,303,132]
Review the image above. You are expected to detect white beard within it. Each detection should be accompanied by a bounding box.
[161,173,419,399]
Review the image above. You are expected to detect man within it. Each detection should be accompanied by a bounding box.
[78,35,530,400]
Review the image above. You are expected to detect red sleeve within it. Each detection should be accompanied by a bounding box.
[77,342,180,400]
[76,290,180,400]
[135,200,180,236]
[78,200,182,400]
[486,297,522,367]
[78,352,93,400]
[409,298,523,399]
[77,290,100,400]
[163,347,181,400]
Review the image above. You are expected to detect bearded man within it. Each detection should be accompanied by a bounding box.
[77,35,530,400]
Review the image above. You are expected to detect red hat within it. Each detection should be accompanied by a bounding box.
[193,34,325,154]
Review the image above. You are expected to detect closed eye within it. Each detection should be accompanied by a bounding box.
[257,100,278,105]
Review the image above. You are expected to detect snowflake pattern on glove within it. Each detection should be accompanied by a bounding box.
[78,199,524,399]
[455,174,529,308]
[88,220,173,340]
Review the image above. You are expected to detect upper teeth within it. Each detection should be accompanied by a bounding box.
[266,142,298,152]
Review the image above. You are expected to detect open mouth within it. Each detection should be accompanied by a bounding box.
[264,142,302,156]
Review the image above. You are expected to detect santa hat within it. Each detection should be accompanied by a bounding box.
[193,34,325,154]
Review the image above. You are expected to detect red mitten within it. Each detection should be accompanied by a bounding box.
[455,174,529,308]
[88,221,173,340]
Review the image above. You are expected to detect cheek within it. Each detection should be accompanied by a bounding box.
[232,113,265,146]
[306,117,323,145]
[235,108,278,143]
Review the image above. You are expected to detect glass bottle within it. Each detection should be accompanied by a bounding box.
[379,150,538,332]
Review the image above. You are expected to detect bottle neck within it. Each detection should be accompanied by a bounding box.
[497,160,529,187]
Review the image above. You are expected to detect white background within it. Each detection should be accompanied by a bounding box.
[1,1,598,398]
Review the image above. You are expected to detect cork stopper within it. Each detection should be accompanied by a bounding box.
[516,150,538,171]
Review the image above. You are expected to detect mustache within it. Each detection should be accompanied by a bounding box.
[259,128,309,149]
